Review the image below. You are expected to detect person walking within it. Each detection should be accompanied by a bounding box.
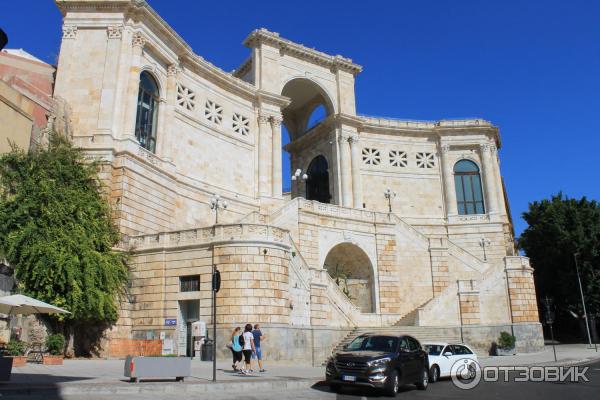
[240,323,255,375]
[229,327,243,371]
[251,323,266,372]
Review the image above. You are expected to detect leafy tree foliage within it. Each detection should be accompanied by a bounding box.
[519,193,600,318]
[0,134,128,327]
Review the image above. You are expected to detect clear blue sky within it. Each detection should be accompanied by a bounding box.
[3,0,599,236]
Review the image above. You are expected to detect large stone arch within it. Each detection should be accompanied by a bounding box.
[323,242,376,313]
[280,77,335,140]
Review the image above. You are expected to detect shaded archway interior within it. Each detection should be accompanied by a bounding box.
[306,155,331,203]
[324,243,375,313]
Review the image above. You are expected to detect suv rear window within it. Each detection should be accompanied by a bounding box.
[346,335,398,352]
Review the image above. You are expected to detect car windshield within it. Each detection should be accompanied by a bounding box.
[424,344,445,356]
[346,335,398,352]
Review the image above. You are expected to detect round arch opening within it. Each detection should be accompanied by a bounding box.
[306,155,331,203]
[324,242,375,313]
[280,78,334,140]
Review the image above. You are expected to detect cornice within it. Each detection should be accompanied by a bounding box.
[233,56,253,79]
[256,89,291,109]
[243,28,362,76]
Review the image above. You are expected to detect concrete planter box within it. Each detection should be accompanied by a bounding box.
[10,356,27,367]
[124,356,191,382]
[497,347,516,356]
[42,355,64,365]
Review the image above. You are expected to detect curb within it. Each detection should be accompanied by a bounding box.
[0,376,321,397]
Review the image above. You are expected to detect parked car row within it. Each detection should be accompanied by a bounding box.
[325,332,478,396]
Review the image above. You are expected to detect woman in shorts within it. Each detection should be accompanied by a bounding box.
[230,326,243,371]
[240,323,255,374]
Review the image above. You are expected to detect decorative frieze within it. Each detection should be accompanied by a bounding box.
[362,147,381,165]
[204,100,223,124]
[232,113,250,136]
[416,152,435,168]
[176,84,195,111]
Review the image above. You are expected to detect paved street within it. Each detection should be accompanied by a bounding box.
[2,358,598,400]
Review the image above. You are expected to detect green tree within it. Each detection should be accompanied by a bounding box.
[519,193,600,324]
[0,133,128,355]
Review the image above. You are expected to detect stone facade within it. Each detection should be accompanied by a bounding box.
[51,0,543,361]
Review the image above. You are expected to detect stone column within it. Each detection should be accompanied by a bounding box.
[271,115,283,199]
[258,112,272,197]
[338,133,352,207]
[440,144,458,216]
[480,143,499,215]
[349,135,363,209]
[122,32,146,140]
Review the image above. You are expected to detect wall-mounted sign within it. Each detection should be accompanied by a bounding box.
[164,318,177,326]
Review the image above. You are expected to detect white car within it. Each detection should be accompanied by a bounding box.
[422,342,478,382]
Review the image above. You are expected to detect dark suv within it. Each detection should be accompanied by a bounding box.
[325,333,429,396]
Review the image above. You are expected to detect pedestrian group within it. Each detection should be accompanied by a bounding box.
[228,323,265,375]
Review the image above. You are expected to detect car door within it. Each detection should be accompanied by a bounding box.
[407,337,424,380]
[438,345,454,377]
[398,336,415,382]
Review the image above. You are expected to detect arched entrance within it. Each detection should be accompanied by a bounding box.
[306,155,331,203]
[280,78,335,200]
[324,243,375,313]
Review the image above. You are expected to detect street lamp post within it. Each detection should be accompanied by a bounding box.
[209,194,226,381]
[210,194,228,224]
[573,253,596,350]
[479,237,491,261]
[291,169,308,198]
[384,188,396,213]
[542,296,557,362]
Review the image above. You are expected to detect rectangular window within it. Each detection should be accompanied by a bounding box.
[180,275,200,292]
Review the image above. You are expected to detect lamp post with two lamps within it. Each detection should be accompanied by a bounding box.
[384,188,396,213]
[209,194,226,381]
[210,194,228,224]
[291,169,308,198]
[479,237,491,261]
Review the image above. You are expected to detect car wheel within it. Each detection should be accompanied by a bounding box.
[429,365,439,383]
[383,370,400,397]
[416,367,429,390]
[329,383,340,393]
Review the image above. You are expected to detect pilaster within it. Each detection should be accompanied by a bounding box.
[338,132,352,207]
[480,142,499,215]
[271,115,283,199]
[122,31,146,141]
[258,112,272,197]
[440,144,458,217]
[349,135,363,208]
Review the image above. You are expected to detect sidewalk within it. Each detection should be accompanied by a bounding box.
[1,359,323,397]
[479,343,600,367]
[2,344,599,397]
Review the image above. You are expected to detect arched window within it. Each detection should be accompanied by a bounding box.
[135,71,159,153]
[454,160,485,215]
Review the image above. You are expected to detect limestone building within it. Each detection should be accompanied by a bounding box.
[52,0,542,362]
